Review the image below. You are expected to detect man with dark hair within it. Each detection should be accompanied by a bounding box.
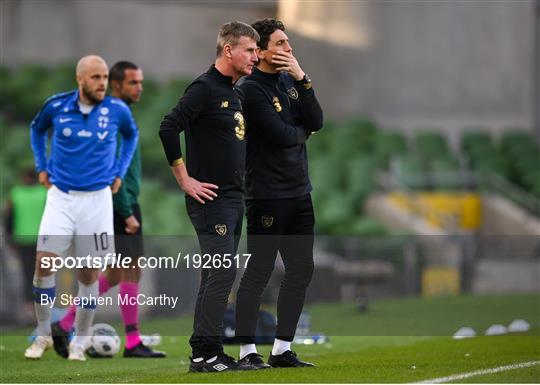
[159,21,259,372]
[53,61,165,358]
[235,18,323,369]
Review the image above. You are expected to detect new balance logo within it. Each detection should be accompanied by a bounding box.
[59,117,72,123]
[212,363,228,371]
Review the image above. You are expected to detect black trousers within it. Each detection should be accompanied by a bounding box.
[236,194,314,344]
[113,203,144,258]
[187,198,243,359]
[16,244,37,303]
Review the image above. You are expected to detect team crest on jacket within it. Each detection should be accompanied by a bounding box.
[215,224,227,236]
[261,215,274,228]
[272,96,282,112]
[234,111,245,140]
[287,87,299,100]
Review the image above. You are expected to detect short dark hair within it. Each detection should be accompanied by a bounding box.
[109,61,139,83]
[251,18,285,50]
[216,21,260,57]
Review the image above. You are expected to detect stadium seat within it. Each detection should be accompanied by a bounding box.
[461,131,492,154]
[497,134,539,190]
[499,131,534,154]
[429,157,461,190]
[0,65,11,106]
[310,155,344,193]
[512,154,540,187]
[307,120,334,155]
[316,194,356,234]
[474,155,510,178]
[392,154,426,189]
[414,131,450,161]
[374,131,408,167]
[330,118,378,157]
[346,156,377,196]
[7,64,50,120]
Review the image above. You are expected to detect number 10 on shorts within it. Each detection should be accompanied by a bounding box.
[93,232,109,251]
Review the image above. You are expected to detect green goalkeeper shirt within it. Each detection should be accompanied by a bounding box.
[113,139,141,219]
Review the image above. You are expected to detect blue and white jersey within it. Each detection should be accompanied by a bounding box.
[30,90,138,192]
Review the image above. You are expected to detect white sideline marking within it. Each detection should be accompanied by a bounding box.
[416,360,540,384]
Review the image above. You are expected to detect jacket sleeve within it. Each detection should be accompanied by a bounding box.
[159,80,211,165]
[30,101,54,172]
[112,141,134,219]
[296,81,324,133]
[113,187,132,218]
[114,107,139,179]
[242,82,309,147]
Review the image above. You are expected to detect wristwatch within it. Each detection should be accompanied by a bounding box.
[298,74,312,90]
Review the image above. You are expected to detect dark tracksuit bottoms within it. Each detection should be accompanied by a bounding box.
[236,194,314,343]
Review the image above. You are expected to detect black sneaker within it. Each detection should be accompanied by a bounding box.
[203,353,254,372]
[51,321,69,358]
[268,350,315,368]
[123,342,166,358]
[238,353,271,369]
[189,357,205,372]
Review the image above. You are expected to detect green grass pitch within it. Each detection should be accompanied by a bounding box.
[1,293,538,383]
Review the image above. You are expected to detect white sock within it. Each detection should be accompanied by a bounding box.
[73,280,98,345]
[71,335,87,347]
[272,338,291,356]
[32,273,55,336]
[240,343,257,359]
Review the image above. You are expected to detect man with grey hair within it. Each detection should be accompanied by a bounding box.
[159,21,259,372]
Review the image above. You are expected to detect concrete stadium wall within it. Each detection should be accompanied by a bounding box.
[1,0,275,78]
[2,0,536,138]
[279,1,537,142]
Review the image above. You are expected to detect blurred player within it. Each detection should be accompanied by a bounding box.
[235,18,323,368]
[24,55,138,361]
[5,169,47,319]
[159,22,259,372]
[53,61,165,358]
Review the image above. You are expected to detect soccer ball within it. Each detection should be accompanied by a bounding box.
[86,323,121,358]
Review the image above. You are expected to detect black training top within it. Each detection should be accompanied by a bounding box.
[238,67,323,200]
[159,65,246,203]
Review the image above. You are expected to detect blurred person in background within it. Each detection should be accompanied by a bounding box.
[159,21,259,372]
[24,55,138,361]
[53,61,165,358]
[235,18,323,369]
[5,168,47,321]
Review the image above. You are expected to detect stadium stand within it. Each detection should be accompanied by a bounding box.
[1,64,539,238]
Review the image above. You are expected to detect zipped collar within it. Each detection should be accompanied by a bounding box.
[251,66,279,85]
[207,65,234,85]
